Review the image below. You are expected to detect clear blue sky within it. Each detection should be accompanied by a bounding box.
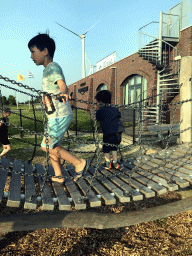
[0,0,191,102]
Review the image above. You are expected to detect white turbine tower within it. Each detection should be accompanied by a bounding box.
[55,21,99,79]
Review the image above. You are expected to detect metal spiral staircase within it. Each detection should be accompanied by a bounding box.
[138,12,181,125]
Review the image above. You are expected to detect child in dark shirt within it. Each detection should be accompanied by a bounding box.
[0,108,11,158]
[94,90,122,170]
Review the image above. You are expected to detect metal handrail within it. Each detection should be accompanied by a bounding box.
[138,32,182,57]
[138,21,159,32]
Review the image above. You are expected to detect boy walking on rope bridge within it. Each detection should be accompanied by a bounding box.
[0,108,11,159]
[92,90,123,170]
[28,33,89,183]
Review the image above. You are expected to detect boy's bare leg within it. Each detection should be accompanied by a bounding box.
[49,153,64,183]
[104,153,111,162]
[0,144,11,158]
[41,146,86,175]
[111,151,118,162]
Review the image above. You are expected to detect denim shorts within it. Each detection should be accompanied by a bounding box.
[41,114,73,149]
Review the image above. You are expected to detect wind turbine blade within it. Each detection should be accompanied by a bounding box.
[83,20,100,35]
[85,52,91,66]
[55,22,81,38]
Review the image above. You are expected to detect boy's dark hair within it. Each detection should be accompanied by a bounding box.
[95,90,111,104]
[28,33,56,59]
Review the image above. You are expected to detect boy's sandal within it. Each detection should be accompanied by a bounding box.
[48,176,65,186]
[74,160,90,183]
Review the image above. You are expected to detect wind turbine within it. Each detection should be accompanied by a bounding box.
[85,53,95,75]
[55,21,99,79]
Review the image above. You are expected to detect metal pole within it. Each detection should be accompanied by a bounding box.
[76,106,77,137]
[133,108,135,144]
[20,109,23,138]
[158,11,163,65]
[156,11,163,124]
[28,90,30,110]
[156,71,160,124]
[81,35,86,78]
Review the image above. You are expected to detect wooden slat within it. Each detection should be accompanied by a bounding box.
[121,164,156,198]
[85,168,116,205]
[24,162,37,210]
[144,156,191,187]
[137,159,178,191]
[67,166,101,208]
[7,160,22,207]
[175,146,192,155]
[123,162,167,195]
[89,167,131,203]
[136,163,176,190]
[166,163,192,176]
[62,168,86,210]
[47,166,71,211]
[99,167,142,202]
[153,153,192,171]
[35,164,54,211]
[0,158,10,200]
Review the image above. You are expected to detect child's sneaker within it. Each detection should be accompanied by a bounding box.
[104,161,112,170]
[113,161,121,170]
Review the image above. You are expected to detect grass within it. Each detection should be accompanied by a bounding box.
[4,105,98,163]
[7,105,96,136]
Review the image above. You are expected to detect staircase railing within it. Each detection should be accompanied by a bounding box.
[137,33,181,125]
[138,21,159,50]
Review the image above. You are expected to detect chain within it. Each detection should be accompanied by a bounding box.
[1,73,192,201]
[0,75,188,110]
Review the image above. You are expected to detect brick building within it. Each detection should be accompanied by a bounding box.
[68,6,192,126]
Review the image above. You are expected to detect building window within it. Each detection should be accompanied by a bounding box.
[123,75,147,105]
[97,83,108,91]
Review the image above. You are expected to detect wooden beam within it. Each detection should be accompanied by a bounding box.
[1,197,192,233]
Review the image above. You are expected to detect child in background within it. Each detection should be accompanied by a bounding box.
[28,32,89,184]
[0,108,11,158]
[94,90,122,170]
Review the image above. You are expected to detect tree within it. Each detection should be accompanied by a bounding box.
[8,95,16,105]
[1,96,8,105]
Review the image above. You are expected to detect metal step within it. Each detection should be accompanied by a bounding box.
[159,68,173,73]
[160,78,178,82]
[146,40,159,46]
[159,83,179,86]
[160,85,179,88]
[160,91,179,94]
[139,47,159,52]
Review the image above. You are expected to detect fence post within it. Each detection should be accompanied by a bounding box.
[20,109,23,138]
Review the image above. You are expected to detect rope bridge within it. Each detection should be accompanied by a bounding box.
[0,74,192,232]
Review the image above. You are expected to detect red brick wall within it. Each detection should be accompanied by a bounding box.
[177,26,192,56]
[68,52,157,110]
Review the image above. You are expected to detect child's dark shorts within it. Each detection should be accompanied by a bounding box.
[0,135,10,146]
[103,132,121,153]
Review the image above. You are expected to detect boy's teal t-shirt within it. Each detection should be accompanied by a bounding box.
[42,62,73,119]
